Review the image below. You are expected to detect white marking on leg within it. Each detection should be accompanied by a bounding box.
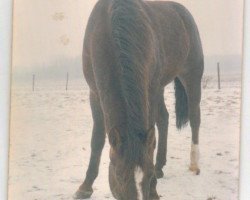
[134,167,144,200]
[190,143,200,170]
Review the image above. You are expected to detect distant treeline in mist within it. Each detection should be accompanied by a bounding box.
[12,54,242,84]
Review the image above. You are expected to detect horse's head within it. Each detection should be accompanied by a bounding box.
[108,127,156,200]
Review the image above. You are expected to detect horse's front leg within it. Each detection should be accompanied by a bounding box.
[74,92,105,199]
[155,92,169,178]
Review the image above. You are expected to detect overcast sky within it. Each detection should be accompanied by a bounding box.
[12,0,244,70]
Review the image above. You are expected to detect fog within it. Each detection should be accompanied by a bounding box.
[12,0,243,82]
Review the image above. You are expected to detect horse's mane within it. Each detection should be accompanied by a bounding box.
[110,0,154,172]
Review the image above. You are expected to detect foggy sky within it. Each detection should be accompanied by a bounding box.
[12,0,244,71]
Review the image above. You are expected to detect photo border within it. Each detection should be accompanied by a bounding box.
[1,0,249,199]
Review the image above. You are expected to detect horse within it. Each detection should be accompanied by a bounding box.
[74,0,204,199]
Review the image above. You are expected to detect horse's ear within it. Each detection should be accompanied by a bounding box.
[146,126,156,147]
[108,128,121,150]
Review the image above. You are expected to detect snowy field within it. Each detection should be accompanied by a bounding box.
[8,75,241,200]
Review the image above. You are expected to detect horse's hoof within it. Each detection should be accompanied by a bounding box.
[150,191,160,200]
[189,165,200,175]
[155,169,164,179]
[73,187,93,199]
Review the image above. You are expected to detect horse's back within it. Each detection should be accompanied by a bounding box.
[83,0,204,89]
[145,1,204,84]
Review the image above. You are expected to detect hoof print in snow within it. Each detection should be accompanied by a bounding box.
[207,196,216,200]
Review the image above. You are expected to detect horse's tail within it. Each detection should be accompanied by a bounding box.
[174,78,189,129]
[110,0,150,133]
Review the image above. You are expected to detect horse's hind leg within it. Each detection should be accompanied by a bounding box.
[155,90,169,178]
[147,127,160,200]
[179,74,202,175]
[74,91,105,199]
[188,83,201,175]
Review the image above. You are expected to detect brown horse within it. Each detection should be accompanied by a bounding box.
[74,0,204,199]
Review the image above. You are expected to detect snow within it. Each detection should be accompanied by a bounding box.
[8,76,240,200]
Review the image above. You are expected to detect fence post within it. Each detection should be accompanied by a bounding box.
[217,62,221,90]
[32,74,35,92]
[66,72,69,91]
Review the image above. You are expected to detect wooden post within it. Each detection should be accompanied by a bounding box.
[32,74,35,92]
[217,62,221,90]
[66,72,69,91]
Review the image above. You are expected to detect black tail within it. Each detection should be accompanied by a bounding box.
[174,78,189,129]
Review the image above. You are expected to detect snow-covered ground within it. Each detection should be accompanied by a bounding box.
[8,75,241,200]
